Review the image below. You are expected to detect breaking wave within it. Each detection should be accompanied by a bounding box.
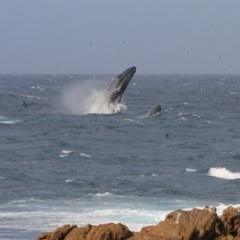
[208,167,240,180]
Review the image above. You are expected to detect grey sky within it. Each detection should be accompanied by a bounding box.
[1,1,240,74]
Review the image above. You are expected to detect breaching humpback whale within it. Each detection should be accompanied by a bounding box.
[103,66,136,112]
[146,105,161,116]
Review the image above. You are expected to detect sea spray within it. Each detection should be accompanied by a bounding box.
[62,81,103,115]
[62,81,127,114]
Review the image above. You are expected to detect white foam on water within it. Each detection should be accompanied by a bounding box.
[59,150,74,157]
[123,118,135,122]
[186,168,196,172]
[230,92,238,94]
[79,153,92,158]
[37,86,45,92]
[179,117,187,121]
[178,112,188,116]
[192,114,201,118]
[95,192,114,197]
[65,179,74,183]
[208,167,240,180]
[8,92,45,100]
[202,120,211,124]
[1,198,240,235]
[0,115,21,124]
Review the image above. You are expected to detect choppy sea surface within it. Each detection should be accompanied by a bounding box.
[0,73,240,239]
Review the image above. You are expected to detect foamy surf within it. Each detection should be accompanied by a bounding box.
[1,198,238,234]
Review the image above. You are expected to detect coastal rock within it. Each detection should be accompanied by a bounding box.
[37,225,77,240]
[220,206,240,238]
[36,206,240,240]
[129,206,223,240]
[36,223,133,240]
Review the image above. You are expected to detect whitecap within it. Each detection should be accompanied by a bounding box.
[230,92,238,95]
[95,192,114,197]
[66,179,74,183]
[178,112,188,116]
[177,117,187,121]
[123,118,135,122]
[186,168,196,172]
[182,82,192,86]
[203,120,211,124]
[192,114,201,118]
[151,173,158,177]
[60,150,73,157]
[123,118,143,125]
[208,167,240,180]
[0,176,5,179]
[136,121,144,125]
[79,153,92,158]
[37,86,45,91]
[1,120,21,124]
[0,116,21,124]
[8,92,45,100]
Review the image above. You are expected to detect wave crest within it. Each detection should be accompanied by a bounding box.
[208,167,240,180]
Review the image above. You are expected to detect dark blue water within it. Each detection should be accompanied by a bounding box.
[1,73,240,239]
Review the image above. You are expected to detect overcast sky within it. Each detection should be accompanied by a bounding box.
[1,1,240,74]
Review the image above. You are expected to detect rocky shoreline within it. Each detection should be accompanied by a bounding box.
[36,205,240,240]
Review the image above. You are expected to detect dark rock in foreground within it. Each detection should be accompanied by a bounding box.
[36,206,240,240]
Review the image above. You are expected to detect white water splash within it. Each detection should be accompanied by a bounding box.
[62,81,127,115]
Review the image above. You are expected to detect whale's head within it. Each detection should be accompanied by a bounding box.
[105,66,136,106]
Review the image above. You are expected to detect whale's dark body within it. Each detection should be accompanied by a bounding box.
[104,66,136,107]
[146,105,161,116]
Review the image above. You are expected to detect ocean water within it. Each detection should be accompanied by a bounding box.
[0,73,240,239]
